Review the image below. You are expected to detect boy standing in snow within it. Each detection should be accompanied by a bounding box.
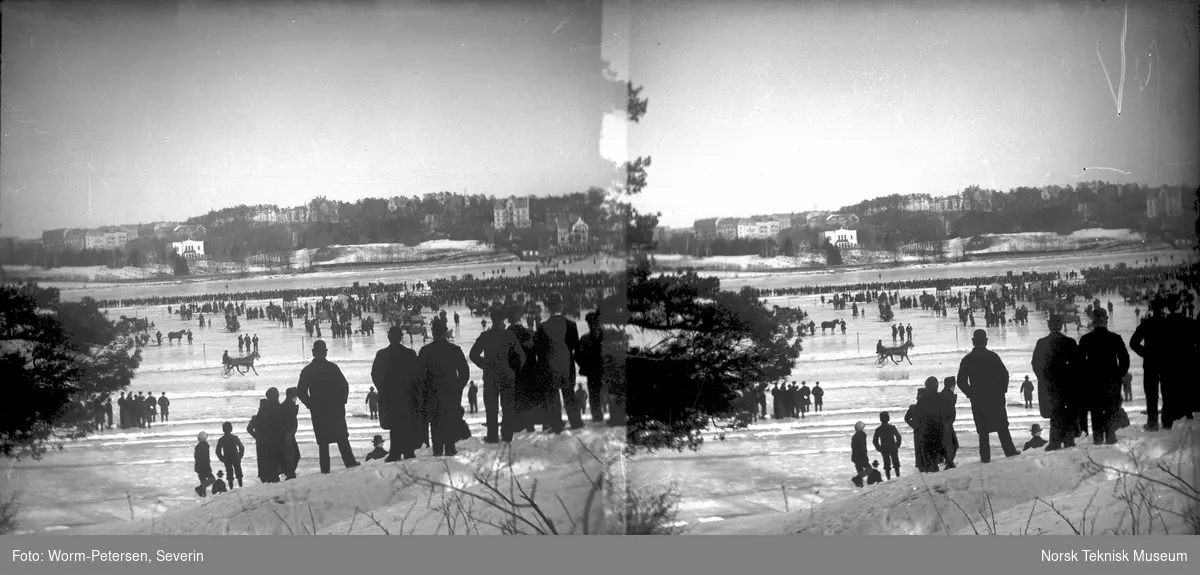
[194,432,216,498]
[215,422,245,488]
[1023,424,1047,452]
[872,411,902,479]
[850,421,870,485]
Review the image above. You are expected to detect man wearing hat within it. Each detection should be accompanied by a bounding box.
[371,326,423,461]
[297,340,361,473]
[1023,424,1047,451]
[1129,298,1167,430]
[469,307,526,444]
[418,318,471,456]
[956,329,1020,462]
[535,294,581,432]
[1032,314,1080,449]
[1077,308,1130,445]
[364,435,389,462]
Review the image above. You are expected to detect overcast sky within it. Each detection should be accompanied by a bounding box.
[625,0,1200,227]
[1,0,617,237]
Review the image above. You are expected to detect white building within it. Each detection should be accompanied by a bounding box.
[84,230,107,250]
[737,218,781,240]
[171,239,206,260]
[824,228,859,249]
[493,196,531,230]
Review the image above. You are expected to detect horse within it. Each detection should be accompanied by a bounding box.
[166,330,187,345]
[875,341,915,367]
[222,351,261,378]
[819,320,841,334]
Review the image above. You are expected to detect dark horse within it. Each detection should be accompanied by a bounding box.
[222,351,261,378]
[166,330,187,345]
[875,341,915,367]
[819,320,842,334]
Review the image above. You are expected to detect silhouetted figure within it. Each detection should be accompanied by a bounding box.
[812,382,824,412]
[372,326,423,461]
[866,461,884,485]
[467,382,478,414]
[365,387,379,420]
[1032,314,1079,450]
[419,319,471,456]
[1020,376,1034,409]
[1077,309,1129,445]
[158,393,170,422]
[535,295,581,431]
[850,421,870,481]
[247,388,285,483]
[194,432,215,498]
[365,435,388,462]
[298,340,361,473]
[957,330,1019,463]
[216,421,245,488]
[872,411,902,479]
[470,308,526,444]
[1023,424,1047,451]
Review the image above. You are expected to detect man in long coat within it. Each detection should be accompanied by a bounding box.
[575,312,607,423]
[246,388,285,483]
[1031,314,1079,450]
[1077,309,1130,444]
[419,318,471,456]
[507,306,541,432]
[1158,298,1199,429]
[470,308,526,443]
[956,329,1019,462]
[1129,298,1167,430]
[535,294,581,432]
[371,326,423,461]
[297,340,361,473]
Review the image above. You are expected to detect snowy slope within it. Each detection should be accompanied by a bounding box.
[686,421,1197,535]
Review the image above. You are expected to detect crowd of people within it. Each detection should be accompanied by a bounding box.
[847,289,1198,486]
[191,290,629,495]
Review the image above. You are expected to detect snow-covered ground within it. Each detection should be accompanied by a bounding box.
[39,428,620,536]
[2,240,512,283]
[677,421,1197,535]
[652,228,1155,272]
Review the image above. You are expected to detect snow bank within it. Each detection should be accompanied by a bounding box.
[687,421,1197,535]
[52,429,620,536]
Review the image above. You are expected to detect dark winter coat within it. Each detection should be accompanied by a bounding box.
[215,433,245,463]
[418,339,471,442]
[1031,331,1079,418]
[297,357,351,444]
[535,315,579,391]
[371,343,424,453]
[576,330,605,380]
[507,324,540,412]
[872,422,902,453]
[194,440,212,474]
[850,430,869,465]
[247,399,286,482]
[1129,315,1166,366]
[956,346,1011,434]
[1077,327,1130,408]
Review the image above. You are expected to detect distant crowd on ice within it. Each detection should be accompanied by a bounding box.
[189,291,629,497]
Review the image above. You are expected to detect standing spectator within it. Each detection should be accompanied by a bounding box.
[939,377,959,469]
[419,319,471,456]
[872,411,902,480]
[281,388,302,480]
[956,330,1019,463]
[1160,299,1199,428]
[1077,309,1130,445]
[215,421,245,489]
[850,421,870,486]
[297,340,361,474]
[812,382,824,412]
[365,386,380,420]
[194,432,216,498]
[575,312,607,423]
[1129,299,1167,430]
[535,295,581,432]
[372,326,423,462]
[467,382,478,415]
[1020,376,1034,409]
[158,393,170,423]
[470,309,526,444]
[1031,315,1079,450]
